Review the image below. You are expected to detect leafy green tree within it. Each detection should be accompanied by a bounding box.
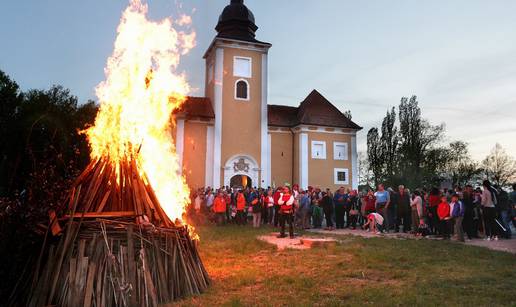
[0,71,23,194]
[0,70,97,298]
[445,141,482,187]
[380,107,399,186]
[398,96,444,188]
[366,127,383,187]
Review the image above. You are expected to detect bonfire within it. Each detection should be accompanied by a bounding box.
[10,1,209,306]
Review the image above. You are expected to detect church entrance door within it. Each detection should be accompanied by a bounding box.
[230,175,252,189]
[223,155,259,189]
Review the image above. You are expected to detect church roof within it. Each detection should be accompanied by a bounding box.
[215,0,270,45]
[174,97,214,119]
[297,90,362,129]
[268,105,299,127]
[268,90,362,130]
[174,91,361,130]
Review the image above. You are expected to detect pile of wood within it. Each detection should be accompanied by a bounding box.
[61,158,175,227]
[10,158,209,306]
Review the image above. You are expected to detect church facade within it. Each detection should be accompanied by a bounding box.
[172,0,362,191]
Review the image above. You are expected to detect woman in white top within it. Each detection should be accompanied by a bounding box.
[481,180,497,240]
[410,191,423,233]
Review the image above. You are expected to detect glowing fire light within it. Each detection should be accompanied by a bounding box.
[85,0,196,223]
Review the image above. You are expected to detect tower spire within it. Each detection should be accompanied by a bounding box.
[215,0,258,42]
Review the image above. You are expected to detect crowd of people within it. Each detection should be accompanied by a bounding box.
[188,181,516,242]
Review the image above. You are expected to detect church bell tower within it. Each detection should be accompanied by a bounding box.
[203,0,272,189]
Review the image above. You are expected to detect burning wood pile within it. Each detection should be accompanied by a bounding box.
[22,158,209,306]
[9,1,208,305]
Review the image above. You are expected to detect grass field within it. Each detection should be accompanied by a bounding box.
[171,224,516,306]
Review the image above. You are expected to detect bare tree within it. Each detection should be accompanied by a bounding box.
[482,143,516,187]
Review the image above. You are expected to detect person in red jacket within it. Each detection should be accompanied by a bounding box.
[213,190,227,226]
[277,186,295,238]
[236,190,246,225]
[437,196,451,239]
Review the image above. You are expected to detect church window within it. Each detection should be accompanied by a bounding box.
[334,168,349,185]
[333,142,348,160]
[235,79,249,100]
[233,56,252,78]
[311,141,326,159]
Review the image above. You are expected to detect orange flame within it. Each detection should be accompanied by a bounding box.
[85,0,195,223]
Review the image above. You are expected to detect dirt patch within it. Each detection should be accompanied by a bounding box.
[257,233,309,250]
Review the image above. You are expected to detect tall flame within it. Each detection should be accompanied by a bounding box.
[85,0,196,222]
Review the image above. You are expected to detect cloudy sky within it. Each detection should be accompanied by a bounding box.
[1,0,515,160]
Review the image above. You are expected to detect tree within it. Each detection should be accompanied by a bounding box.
[0,71,23,194]
[0,70,98,197]
[0,70,98,298]
[380,107,399,186]
[445,141,482,187]
[365,95,452,189]
[482,143,516,188]
[398,95,444,188]
[366,127,383,187]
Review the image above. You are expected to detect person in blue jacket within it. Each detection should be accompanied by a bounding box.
[450,193,465,242]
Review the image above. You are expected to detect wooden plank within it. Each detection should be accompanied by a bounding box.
[61,211,137,219]
[76,256,89,306]
[152,236,170,301]
[127,226,138,307]
[83,261,97,307]
[69,257,77,306]
[95,190,112,213]
[142,252,159,307]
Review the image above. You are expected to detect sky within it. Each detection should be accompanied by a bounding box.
[1,0,515,160]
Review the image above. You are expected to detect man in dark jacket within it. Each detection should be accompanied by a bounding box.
[462,185,477,239]
[393,185,411,233]
[333,187,348,229]
[497,187,512,239]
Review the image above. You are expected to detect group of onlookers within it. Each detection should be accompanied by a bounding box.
[189,181,516,242]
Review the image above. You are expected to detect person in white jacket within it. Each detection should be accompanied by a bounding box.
[277,186,295,238]
[410,191,423,233]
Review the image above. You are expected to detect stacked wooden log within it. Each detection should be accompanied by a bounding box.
[10,158,209,306]
[63,158,175,227]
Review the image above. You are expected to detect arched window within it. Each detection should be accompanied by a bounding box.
[235,79,249,100]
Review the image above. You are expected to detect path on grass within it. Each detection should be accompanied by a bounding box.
[307,228,516,255]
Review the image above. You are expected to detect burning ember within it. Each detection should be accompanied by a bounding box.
[85,0,195,223]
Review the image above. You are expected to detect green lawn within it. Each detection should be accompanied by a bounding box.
[171,224,516,307]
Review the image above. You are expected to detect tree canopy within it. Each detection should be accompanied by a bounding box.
[364,95,513,190]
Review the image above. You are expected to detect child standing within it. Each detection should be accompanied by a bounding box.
[437,196,451,239]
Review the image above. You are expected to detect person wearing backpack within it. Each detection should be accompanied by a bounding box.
[481,180,497,241]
